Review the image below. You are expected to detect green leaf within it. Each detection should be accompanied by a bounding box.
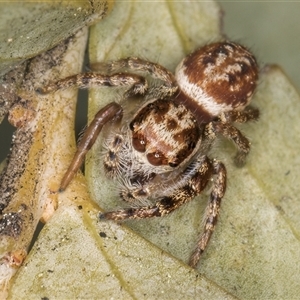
[8,1,300,300]
[9,197,235,299]
[0,1,110,75]
[0,0,111,123]
[87,2,300,299]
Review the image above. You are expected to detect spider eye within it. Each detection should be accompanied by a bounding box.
[147,151,167,166]
[132,132,146,152]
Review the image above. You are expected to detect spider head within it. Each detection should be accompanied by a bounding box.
[130,99,201,169]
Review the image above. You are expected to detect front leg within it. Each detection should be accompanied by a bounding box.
[37,71,148,191]
[36,72,148,98]
[60,102,123,191]
[99,156,213,220]
[91,57,177,97]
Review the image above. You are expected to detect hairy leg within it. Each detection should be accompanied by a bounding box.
[223,106,259,123]
[60,102,123,191]
[91,57,177,88]
[214,122,251,166]
[99,156,213,220]
[189,160,226,268]
[36,72,148,98]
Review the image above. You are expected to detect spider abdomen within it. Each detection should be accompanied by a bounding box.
[130,99,200,167]
[175,41,259,122]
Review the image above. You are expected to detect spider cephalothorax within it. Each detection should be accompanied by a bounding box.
[38,41,259,268]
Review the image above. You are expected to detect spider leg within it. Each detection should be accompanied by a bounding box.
[36,72,148,97]
[216,122,251,166]
[204,106,259,166]
[91,57,177,91]
[60,102,122,191]
[37,72,149,191]
[206,118,253,167]
[223,106,259,123]
[99,156,214,220]
[189,160,226,268]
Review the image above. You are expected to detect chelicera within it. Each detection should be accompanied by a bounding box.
[38,41,259,268]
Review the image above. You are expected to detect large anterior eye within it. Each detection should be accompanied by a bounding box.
[132,132,146,152]
[147,151,167,166]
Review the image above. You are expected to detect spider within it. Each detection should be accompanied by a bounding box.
[37,41,259,268]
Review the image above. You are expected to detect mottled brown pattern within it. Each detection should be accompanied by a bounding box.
[37,72,148,97]
[0,212,23,238]
[130,99,200,167]
[0,63,27,123]
[179,41,258,110]
[8,100,36,128]
[40,41,260,268]
[0,129,33,213]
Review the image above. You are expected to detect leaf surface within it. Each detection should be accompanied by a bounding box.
[8,1,300,300]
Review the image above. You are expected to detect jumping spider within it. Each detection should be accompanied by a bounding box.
[38,41,259,268]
